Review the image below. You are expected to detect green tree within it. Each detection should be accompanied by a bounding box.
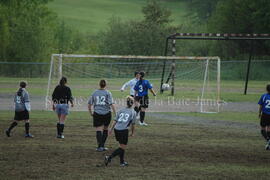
[99,1,179,56]
[208,0,270,56]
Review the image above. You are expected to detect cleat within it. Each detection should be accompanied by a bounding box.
[57,135,64,139]
[139,122,144,126]
[5,130,10,137]
[266,141,270,150]
[120,162,128,167]
[96,147,104,152]
[104,156,111,166]
[25,133,34,138]
[142,122,148,126]
[102,147,108,151]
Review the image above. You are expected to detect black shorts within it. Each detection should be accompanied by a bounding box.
[261,113,270,127]
[114,129,129,145]
[135,95,149,108]
[93,112,111,127]
[14,110,29,121]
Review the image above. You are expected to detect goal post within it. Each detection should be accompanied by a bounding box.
[46,54,221,113]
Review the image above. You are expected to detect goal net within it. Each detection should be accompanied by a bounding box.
[46,54,220,113]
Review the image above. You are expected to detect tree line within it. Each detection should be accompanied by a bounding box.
[0,0,270,63]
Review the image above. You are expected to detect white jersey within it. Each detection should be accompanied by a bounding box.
[120,78,139,96]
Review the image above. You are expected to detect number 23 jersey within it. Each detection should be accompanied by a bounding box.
[258,93,270,115]
[115,108,136,130]
[88,89,114,115]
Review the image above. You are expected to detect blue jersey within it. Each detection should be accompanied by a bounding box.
[258,93,270,115]
[134,79,152,97]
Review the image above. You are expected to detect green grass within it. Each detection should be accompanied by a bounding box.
[0,77,266,102]
[161,111,258,123]
[47,0,188,33]
[1,110,269,179]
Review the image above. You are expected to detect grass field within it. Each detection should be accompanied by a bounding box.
[47,0,188,33]
[0,77,266,102]
[1,110,269,179]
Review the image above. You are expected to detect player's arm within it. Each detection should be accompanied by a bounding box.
[150,88,157,96]
[109,120,117,135]
[111,104,116,116]
[24,92,31,112]
[130,112,136,136]
[130,123,135,137]
[88,104,93,116]
[258,95,264,118]
[88,96,94,116]
[147,81,156,96]
[259,105,263,118]
[120,80,131,92]
[68,88,74,107]
[52,87,57,111]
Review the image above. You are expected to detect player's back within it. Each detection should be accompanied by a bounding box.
[259,93,270,114]
[115,108,136,130]
[134,79,152,97]
[14,88,29,112]
[90,89,113,115]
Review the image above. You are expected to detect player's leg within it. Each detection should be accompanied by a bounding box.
[105,129,128,166]
[93,112,105,151]
[58,104,69,138]
[6,120,19,137]
[59,114,67,138]
[96,125,104,151]
[101,112,111,150]
[24,119,34,138]
[260,113,269,141]
[55,104,62,137]
[139,96,149,126]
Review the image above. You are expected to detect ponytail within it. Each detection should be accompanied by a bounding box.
[17,81,27,96]
[267,84,270,94]
[99,79,107,88]
[17,88,23,96]
[126,96,134,108]
[60,77,67,86]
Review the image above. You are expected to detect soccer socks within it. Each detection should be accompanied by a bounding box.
[110,147,125,163]
[57,123,61,135]
[96,131,103,148]
[119,148,125,164]
[110,148,122,158]
[25,122,30,134]
[261,129,268,140]
[59,123,65,135]
[134,106,140,113]
[8,122,18,132]
[140,111,145,123]
[267,131,270,141]
[101,130,108,147]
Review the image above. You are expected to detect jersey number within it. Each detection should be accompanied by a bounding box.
[118,113,130,122]
[139,85,143,92]
[96,96,106,105]
[16,96,21,104]
[266,100,270,109]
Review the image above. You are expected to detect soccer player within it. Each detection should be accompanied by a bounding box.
[88,79,116,152]
[120,71,140,97]
[5,81,33,138]
[52,77,74,139]
[258,84,270,149]
[134,71,156,126]
[104,96,136,167]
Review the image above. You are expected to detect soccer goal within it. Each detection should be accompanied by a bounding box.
[46,54,220,113]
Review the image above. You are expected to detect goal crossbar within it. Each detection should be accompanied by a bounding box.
[52,54,220,60]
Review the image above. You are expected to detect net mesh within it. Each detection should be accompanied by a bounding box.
[46,54,220,113]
